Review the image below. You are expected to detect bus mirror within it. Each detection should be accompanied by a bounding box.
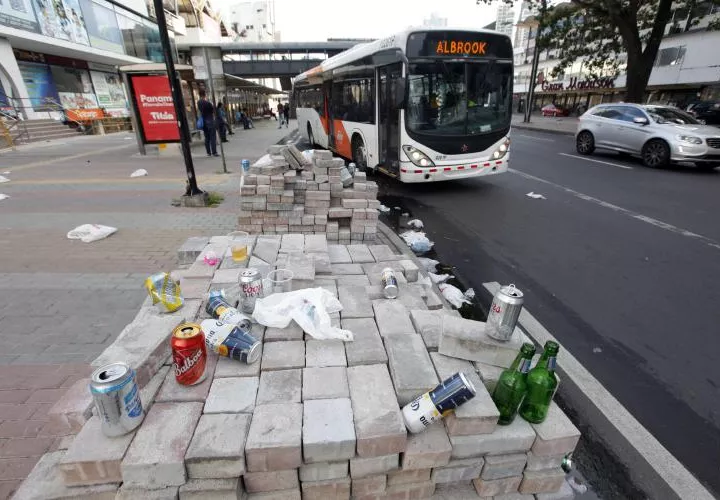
[394,77,406,109]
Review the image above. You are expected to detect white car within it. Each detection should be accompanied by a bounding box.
[575,103,720,170]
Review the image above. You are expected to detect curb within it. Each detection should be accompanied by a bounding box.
[482,281,714,500]
[511,123,575,137]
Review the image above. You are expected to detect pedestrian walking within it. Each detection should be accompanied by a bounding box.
[197,89,218,157]
[243,109,254,129]
[277,102,285,129]
[217,101,228,143]
[283,103,290,128]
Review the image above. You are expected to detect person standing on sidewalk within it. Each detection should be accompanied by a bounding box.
[216,101,228,143]
[197,89,218,157]
[283,103,290,128]
[277,102,285,128]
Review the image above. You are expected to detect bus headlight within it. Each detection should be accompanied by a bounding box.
[492,138,511,160]
[402,145,435,168]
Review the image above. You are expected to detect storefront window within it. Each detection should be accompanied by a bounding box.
[116,11,165,62]
[50,65,98,109]
[34,0,90,46]
[0,0,40,32]
[80,0,125,53]
[17,61,59,111]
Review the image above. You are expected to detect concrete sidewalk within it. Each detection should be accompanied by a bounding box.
[511,113,578,136]
[0,119,294,498]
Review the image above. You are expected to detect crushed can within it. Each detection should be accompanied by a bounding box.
[402,372,476,433]
[200,319,261,364]
[144,272,184,313]
[90,362,144,437]
[381,268,399,299]
[484,284,524,342]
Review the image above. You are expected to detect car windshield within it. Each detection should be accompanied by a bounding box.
[645,107,700,125]
[406,61,512,136]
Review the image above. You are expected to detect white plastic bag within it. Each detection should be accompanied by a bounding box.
[67,224,118,243]
[526,192,546,199]
[130,169,148,177]
[0,194,9,201]
[379,205,391,213]
[464,288,476,300]
[400,230,434,254]
[439,283,471,308]
[416,257,439,272]
[301,150,315,163]
[253,287,353,341]
[407,219,424,229]
[428,272,452,284]
[252,153,273,168]
[0,175,9,183]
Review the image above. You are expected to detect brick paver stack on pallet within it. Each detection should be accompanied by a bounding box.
[238,145,380,243]
[13,234,581,500]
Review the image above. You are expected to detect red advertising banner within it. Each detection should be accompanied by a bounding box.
[131,75,180,143]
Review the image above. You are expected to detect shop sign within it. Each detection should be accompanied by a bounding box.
[539,76,615,92]
[130,75,180,143]
[66,108,103,121]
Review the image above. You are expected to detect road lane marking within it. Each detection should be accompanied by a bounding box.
[512,133,556,142]
[558,152,633,169]
[510,168,720,251]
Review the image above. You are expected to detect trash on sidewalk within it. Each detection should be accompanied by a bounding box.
[407,219,424,229]
[203,251,219,266]
[206,290,252,330]
[340,164,354,187]
[402,372,476,433]
[416,257,439,272]
[253,287,353,341]
[526,192,546,199]
[438,282,471,308]
[0,194,9,201]
[200,318,261,364]
[379,204,391,213]
[0,175,9,183]
[1,171,9,174]
[381,268,399,298]
[394,206,401,210]
[171,323,208,385]
[66,223,117,243]
[253,153,273,168]
[90,362,144,437]
[301,149,315,163]
[400,230,434,254]
[130,169,148,178]
[485,284,523,341]
[144,272,184,313]
[428,272,452,284]
[464,288,476,300]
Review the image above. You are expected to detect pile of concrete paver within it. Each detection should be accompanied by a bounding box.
[237,145,380,243]
[13,233,581,500]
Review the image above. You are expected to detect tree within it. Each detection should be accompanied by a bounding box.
[480,0,720,103]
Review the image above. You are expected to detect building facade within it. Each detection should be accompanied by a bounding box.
[512,4,720,114]
[222,1,276,43]
[495,2,515,38]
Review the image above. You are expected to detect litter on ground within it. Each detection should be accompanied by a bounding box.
[526,192,546,199]
[0,194,9,201]
[0,175,9,183]
[428,272,452,284]
[67,224,118,243]
[416,257,439,272]
[379,205,391,213]
[130,169,148,177]
[439,283,471,308]
[399,230,434,254]
[407,219,424,229]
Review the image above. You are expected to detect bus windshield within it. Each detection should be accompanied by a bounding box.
[406,61,512,136]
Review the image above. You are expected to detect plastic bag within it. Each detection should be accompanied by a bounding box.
[439,283,471,308]
[428,272,452,284]
[379,205,391,213]
[416,257,439,272]
[301,149,315,163]
[0,194,8,201]
[144,272,184,313]
[67,224,117,243]
[526,192,546,199]
[400,231,434,254]
[407,219,424,229]
[0,175,9,183]
[253,287,353,341]
[130,169,148,178]
[464,288,476,300]
[252,154,273,168]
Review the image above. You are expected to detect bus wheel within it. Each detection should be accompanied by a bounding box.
[307,124,315,146]
[352,135,368,171]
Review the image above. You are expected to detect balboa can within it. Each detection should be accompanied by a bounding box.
[402,372,476,433]
[200,319,261,364]
[206,290,252,331]
[381,268,399,299]
[90,362,144,437]
[171,323,207,386]
[484,284,524,342]
[238,268,263,314]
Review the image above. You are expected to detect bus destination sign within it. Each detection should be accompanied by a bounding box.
[406,31,513,59]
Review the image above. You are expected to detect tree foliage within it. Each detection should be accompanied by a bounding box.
[479,0,720,102]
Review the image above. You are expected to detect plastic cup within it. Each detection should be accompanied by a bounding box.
[227,231,249,263]
[266,269,294,293]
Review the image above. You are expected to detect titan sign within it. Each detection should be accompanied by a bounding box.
[130,74,180,143]
[539,76,615,92]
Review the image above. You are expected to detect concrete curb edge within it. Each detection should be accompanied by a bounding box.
[482,281,714,500]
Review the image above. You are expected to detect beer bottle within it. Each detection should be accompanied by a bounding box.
[519,341,559,424]
[491,343,536,425]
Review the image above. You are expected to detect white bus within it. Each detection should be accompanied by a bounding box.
[293,28,513,183]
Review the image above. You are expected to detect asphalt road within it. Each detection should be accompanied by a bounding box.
[371,130,720,495]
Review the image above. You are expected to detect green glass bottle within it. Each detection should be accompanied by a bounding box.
[519,340,560,424]
[492,343,536,425]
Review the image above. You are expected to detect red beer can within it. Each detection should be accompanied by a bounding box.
[171,323,207,386]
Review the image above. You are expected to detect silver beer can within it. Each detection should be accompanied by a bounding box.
[90,362,144,437]
[485,284,524,341]
[238,268,263,314]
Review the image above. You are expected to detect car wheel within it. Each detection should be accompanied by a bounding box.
[576,131,595,155]
[642,139,670,168]
[352,135,368,171]
[307,124,315,146]
[695,162,719,171]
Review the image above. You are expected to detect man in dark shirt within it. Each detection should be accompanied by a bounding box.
[197,89,218,157]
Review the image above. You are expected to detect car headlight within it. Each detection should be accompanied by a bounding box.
[677,135,702,145]
[402,145,435,167]
[492,137,511,159]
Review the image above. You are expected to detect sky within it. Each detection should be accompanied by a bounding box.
[272,0,498,42]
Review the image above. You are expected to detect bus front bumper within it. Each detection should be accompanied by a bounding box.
[398,156,510,183]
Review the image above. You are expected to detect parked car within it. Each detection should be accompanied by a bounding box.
[541,103,570,117]
[686,101,720,126]
[575,103,720,170]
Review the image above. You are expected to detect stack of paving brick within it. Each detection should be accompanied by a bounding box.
[14,234,581,500]
[238,145,380,243]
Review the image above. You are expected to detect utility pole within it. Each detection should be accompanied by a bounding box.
[152,0,203,196]
[523,0,548,124]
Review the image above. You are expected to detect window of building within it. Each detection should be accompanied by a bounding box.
[655,46,686,66]
[80,0,125,54]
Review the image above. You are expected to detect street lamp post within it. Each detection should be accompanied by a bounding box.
[152,0,203,197]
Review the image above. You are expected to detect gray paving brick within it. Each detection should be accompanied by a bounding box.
[303,366,349,400]
[450,417,536,459]
[256,369,302,404]
[368,245,400,262]
[525,451,565,472]
[285,252,315,282]
[304,234,328,253]
[264,322,304,342]
[253,238,281,265]
[214,346,262,378]
[336,274,371,286]
[432,457,485,484]
[387,467,431,486]
[350,454,399,478]
[185,413,251,478]
[402,422,452,470]
[385,334,438,405]
[518,469,566,495]
[473,476,523,497]
[480,452,527,480]
[156,354,218,403]
[372,300,415,337]
[341,318,388,367]
[204,377,259,414]
[306,339,347,367]
[299,460,349,482]
[300,477,351,499]
[116,484,178,499]
[178,478,242,500]
[245,403,303,472]
[261,341,305,371]
[351,474,386,497]
[331,263,365,275]
[303,398,356,463]
[307,252,332,274]
[280,234,304,253]
[244,469,298,493]
[178,237,211,265]
[530,402,580,456]
[347,244,374,263]
[328,245,352,263]
[338,285,374,319]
